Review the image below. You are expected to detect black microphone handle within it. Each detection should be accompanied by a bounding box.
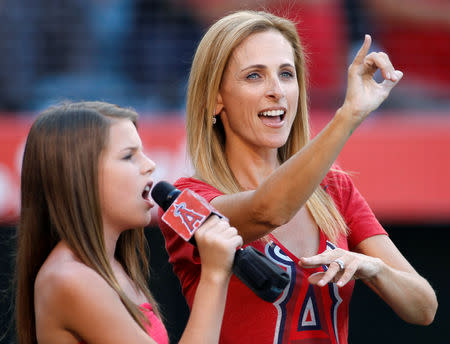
[187,228,289,302]
[233,247,290,302]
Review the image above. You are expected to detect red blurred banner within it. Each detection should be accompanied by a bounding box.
[1,111,450,225]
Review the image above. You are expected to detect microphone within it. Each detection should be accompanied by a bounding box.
[151,181,290,303]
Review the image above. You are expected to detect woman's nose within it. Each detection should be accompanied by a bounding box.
[265,75,285,100]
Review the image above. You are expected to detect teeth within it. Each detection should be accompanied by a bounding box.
[143,185,151,199]
[259,110,285,117]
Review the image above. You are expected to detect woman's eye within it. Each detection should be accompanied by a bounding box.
[246,72,260,80]
[123,154,133,160]
[280,71,294,78]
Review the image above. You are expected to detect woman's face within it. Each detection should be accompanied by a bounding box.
[98,119,156,233]
[217,29,299,152]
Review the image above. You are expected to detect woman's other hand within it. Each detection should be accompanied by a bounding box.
[298,247,382,287]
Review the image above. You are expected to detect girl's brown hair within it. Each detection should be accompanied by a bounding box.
[15,101,158,344]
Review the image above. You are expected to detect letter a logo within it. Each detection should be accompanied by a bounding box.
[298,285,321,331]
[173,202,206,235]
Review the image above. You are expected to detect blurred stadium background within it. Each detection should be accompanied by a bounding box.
[1,0,449,343]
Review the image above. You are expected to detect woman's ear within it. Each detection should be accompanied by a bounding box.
[215,92,224,115]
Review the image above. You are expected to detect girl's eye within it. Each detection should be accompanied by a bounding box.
[123,154,133,160]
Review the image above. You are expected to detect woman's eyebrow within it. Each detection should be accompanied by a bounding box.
[240,62,294,72]
[240,64,266,72]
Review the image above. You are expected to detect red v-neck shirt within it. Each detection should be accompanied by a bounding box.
[159,169,387,344]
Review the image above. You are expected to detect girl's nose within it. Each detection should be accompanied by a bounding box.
[141,154,156,174]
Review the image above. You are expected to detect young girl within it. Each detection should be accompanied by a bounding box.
[15,101,242,344]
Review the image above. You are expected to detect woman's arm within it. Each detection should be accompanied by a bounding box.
[211,35,403,243]
[299,235,438,325]
[355,235,438,325]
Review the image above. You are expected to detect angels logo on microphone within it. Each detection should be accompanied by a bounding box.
[173,202,206,235]
[161,189,213,241]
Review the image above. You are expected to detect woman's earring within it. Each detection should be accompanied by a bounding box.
[212,114,217,125]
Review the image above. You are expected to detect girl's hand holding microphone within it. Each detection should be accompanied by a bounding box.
[194,216,243,283]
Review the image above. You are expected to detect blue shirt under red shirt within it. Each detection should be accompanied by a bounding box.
[158,170,387,344]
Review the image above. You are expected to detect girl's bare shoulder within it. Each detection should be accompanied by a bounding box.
[35,242,114,320]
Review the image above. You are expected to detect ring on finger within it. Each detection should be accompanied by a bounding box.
[333,258,345,271]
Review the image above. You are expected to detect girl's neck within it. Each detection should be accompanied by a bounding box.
[104,229,120,263]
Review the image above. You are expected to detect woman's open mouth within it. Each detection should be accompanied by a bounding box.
[258,109,286,126]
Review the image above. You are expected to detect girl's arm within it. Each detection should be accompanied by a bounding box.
[35,216,242,344]
[178,216,243,344]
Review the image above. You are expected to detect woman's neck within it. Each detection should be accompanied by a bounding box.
[225,141,279,190]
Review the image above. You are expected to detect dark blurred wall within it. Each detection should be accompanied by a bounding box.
[349,223,448,343]
[0,226,15,344]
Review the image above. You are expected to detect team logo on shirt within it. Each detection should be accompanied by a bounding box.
[265,241,344,344]
[298,285,321,331]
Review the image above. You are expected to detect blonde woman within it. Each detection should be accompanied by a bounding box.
[15,101,242,344]
[158,11,437,343]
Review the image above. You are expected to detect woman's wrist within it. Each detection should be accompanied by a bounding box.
[333,104,363,136]
[363,257,387,286]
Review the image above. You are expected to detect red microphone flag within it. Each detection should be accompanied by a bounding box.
[161,189,227,241]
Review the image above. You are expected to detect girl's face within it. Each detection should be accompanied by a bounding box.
[98,119,155,233]
[217,29,299,153]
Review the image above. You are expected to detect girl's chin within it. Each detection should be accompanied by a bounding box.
[142,217,152,227]
[133,216,152,229]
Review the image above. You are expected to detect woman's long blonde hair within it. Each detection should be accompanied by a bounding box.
[186,11,347,241]
[15,101,158,344]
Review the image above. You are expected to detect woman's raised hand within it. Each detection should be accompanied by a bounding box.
[342,34,403,125]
